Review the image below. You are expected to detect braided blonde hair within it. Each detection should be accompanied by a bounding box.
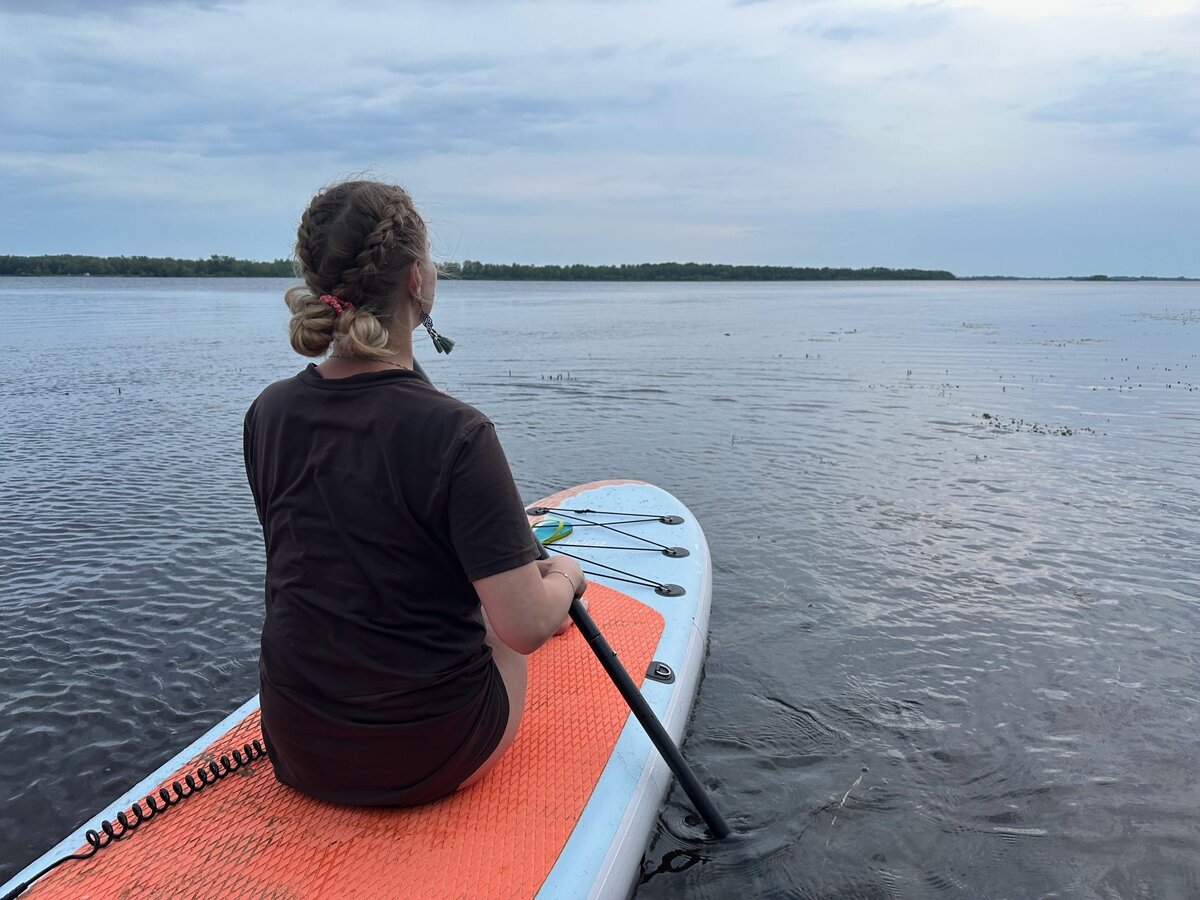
[286,181,429,359]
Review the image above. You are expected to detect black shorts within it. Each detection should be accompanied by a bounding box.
[259,661,510,807]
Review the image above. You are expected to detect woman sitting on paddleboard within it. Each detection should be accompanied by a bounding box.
[243,180,586,806]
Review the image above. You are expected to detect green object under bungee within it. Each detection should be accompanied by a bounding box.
[532,518,573,544]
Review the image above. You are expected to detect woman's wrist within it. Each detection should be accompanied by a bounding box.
[545,569,579,597]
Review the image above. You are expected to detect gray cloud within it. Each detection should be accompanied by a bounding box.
[1,39,607,161]
[731,0,831,6]
[0,0,228,16]
[800,4,952,42]
[819,25,873,42]
[1031,65,1200,148]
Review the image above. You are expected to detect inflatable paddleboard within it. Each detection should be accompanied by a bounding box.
[2,480,713,900]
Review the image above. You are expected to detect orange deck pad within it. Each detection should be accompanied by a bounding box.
[26,584,664,900]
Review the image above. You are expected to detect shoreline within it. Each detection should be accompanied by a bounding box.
[0,256,1194,281]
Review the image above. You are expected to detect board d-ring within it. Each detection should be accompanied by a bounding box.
[646,661,676,684]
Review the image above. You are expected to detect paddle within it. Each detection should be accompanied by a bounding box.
[539,542,731,839]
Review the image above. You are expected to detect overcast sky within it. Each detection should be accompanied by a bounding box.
[1,0,1197,276]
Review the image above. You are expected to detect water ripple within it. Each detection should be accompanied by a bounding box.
[3,278,1199,897]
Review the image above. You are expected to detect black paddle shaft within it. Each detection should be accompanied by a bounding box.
[567,596,731,839]
[541,545,731,839]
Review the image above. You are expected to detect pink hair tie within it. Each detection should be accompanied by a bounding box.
[318,294,351,317]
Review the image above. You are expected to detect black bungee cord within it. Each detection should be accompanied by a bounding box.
[528,506,691,597]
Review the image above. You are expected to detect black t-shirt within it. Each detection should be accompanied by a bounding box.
[243,364,540,804]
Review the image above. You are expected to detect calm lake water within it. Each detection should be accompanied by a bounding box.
[1,277,1198,898]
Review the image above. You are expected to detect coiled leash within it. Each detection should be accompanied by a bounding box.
[2,740,268,900]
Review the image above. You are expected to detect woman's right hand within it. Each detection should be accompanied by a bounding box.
[552,595,587,636]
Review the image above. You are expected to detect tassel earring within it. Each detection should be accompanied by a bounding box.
[421,309,455,355]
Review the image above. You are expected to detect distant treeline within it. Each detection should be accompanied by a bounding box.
[448,261,956,281]
[0,254,956,281]
[0,254,293,277]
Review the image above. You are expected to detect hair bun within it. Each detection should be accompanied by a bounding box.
[284,286,337,357]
